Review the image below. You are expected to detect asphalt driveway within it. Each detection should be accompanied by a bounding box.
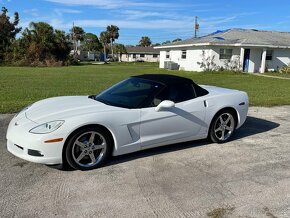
[1,106,290,218]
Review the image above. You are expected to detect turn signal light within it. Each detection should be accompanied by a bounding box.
[44,138,64,143]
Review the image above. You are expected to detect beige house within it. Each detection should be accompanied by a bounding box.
[120,46,160,62]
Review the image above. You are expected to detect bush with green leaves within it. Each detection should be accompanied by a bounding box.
[279,64,290,74]
[5,22,71,66]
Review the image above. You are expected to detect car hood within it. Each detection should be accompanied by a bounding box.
[25,96,119,123]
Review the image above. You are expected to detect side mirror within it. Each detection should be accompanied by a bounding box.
[155,100,175,112]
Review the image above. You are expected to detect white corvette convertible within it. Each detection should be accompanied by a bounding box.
[7,74,248,170]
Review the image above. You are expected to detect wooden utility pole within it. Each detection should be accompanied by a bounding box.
[194,16,199,38]
[72,22,76,57]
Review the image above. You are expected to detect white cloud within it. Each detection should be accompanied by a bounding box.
[23,8,39,17]
[45,0,205,9]
[54,8,82,16]
[45,0,165,9]
[73,18,195,29]
[120,10,165,20]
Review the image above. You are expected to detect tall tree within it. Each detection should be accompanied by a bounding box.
[162,40,171,45]
[113,43,126,62]
[26,22,55,61]
[54,30,71,61]
[172,38,182,42]
[106,25,119,59]
[152,43,161,46]
[99,31,110,61]
[139,36,151,47]
[81,33,101,52]
[70,25,85,56]
[0,7,21,61]
[10,22,70,65]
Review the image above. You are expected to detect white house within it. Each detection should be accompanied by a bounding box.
[155,29,290,73]
[120,46,160,62]
[70,50,100,61]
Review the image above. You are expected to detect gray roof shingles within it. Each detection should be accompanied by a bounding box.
[126,46,159,54]
[156,29,290,48]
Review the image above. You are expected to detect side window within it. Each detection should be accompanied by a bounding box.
[181,50,187,59]
[266,50,273,60]
[220,48,232,60]
[166,51,170,59]
[151,84,196,106]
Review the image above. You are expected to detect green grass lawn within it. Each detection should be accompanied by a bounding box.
[265,72,290,78]
[1,62,290,113]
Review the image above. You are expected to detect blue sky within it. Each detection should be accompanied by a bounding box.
[1,0,290,45]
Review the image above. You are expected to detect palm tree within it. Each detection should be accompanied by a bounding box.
[106,25,119,59]
[139,36,152,47]
[113,43,126,62]
[70,26,85,56]
[28,22,55,60]
[99,31,110,61]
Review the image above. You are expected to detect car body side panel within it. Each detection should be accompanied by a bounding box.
[60,109,142,156]
[139,98,207,149]
[202,86,249,131]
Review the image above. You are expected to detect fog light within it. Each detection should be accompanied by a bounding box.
[28,149,44,157]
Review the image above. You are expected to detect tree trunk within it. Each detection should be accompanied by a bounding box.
[110,38,113,60]
[103,45,106,62]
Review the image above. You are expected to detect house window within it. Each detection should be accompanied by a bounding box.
[140,54,145,58]
[181,50,187,59]
[153,54,158,58]
[220,48,233,60]
[266,50,273,61]
[166,51,170,59]
[133,54,136,58]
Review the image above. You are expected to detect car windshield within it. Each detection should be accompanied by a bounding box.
[95,77,164,109]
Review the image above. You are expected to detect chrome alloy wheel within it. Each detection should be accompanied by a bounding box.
[72,131,107,167]
[214,113,235,141]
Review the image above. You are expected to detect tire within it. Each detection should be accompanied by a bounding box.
[65,127,113,170]
[209,110,236,143]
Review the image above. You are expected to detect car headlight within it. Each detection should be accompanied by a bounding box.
[29,120,65,134]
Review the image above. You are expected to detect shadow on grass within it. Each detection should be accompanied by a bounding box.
[55,116,279,171]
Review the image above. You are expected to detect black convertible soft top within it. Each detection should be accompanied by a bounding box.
[132,74,193,86]
[132,74,209,97]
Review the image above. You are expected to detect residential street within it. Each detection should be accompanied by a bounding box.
[1,106,290,217]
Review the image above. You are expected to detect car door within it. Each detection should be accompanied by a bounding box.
[140,84,207,148]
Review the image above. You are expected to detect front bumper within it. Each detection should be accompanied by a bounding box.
[6,114,64,165]
[7,140,62,165]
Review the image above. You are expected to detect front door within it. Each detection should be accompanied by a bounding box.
[243,49,250,72]
[140,99,206,148]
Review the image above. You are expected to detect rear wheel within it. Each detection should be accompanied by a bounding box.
[65,127,112,170]
[209,110,236,143]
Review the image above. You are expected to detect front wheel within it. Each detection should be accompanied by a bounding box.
[209,110,236,143]
[65,127,112,170]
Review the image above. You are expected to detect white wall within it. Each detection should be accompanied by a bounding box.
[266,49,290,71]
[247,48,261,73]
[121,53,159,62]
[159,47,210,72]
[159,46,290,73]
[211,47,241,70]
